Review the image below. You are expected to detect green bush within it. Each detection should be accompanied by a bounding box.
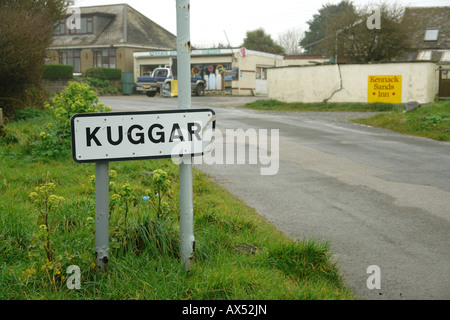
[84,77,120,95]
[103,68,122,80]
[32,81,111,159]
[14,107,46,121]
[42,64,73,80]
[83,67,121,80]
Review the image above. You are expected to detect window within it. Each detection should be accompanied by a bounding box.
[54,19,66,35]
[256,67,267,80]
[59,50,81,73]
[417,50,432,61]
[441,51,450,62]
[154,69,168,77]
[93,49,116,69]
[424,29,439,41]
[441,70,450,80]
[69,17,93,35]
[54,16,93,35]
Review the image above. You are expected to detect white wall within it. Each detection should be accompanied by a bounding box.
[268,62,437,104]
[255,79,267,95]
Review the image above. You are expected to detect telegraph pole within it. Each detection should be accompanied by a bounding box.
[176,0,195,271]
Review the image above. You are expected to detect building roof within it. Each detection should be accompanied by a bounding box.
[403,6,450,51]
[284,55,328,60]
[133,48,285,60]
[50,4,177,50]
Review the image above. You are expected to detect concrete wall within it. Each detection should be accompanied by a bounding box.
[255,79,268,95]
[268,62,437,104]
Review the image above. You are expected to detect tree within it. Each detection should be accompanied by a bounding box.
[277,27,304,56]
[242,28,285,55]
[300,1,418,63]
[335,3,417,63]
[1,0,70,24]
[0,0,71,118]
[300,1,355,55]
[193,41,232,49]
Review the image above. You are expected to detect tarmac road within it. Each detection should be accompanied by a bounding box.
[102,95,450,300]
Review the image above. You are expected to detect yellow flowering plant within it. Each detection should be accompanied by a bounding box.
[29,182,65,263]
[33,81,112,159]
[143,169,172,219]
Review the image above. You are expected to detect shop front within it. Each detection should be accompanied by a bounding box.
[133,48,284,96]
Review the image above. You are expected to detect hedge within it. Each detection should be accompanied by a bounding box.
[43,64,73,80]
[83,67,122,80]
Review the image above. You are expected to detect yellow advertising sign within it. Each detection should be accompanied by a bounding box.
[368,75,402,103]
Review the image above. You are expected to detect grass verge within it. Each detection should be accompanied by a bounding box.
[245,99,449,141]
[0,110,355,300]
[245,99,396,112]
[350,101,450,141]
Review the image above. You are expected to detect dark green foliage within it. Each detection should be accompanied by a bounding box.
[300,0,355,55]
[0,0,70,118]
[242,28,285,55]
[84,67,122,80]
[42,65,73,80]
[300,1,416,62]
[84,77,120,95]
[83,68,122,95]
[14,107,46,121]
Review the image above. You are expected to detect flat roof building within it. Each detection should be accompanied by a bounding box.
[133,48,286,96]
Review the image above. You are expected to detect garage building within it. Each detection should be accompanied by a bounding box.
[133,48,285,96]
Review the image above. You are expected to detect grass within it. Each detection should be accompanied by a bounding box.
[245,99,450,141]
[245,99,396,112]
[0,109,355,300]
[350,101,450,141]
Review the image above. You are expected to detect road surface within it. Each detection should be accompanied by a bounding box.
[101,95,450,300]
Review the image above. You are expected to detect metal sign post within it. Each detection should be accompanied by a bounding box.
[95,162,109,269]
[176,0,195,271]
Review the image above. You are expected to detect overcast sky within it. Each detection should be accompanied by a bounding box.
[73,0,450,47]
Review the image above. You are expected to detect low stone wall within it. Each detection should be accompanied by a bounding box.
[204,90,232,96]
[41,79,72,96]
[42,78,123,96]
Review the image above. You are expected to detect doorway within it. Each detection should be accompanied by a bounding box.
[438,68,450,99]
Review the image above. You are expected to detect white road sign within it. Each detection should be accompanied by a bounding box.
[71,109,215,163]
